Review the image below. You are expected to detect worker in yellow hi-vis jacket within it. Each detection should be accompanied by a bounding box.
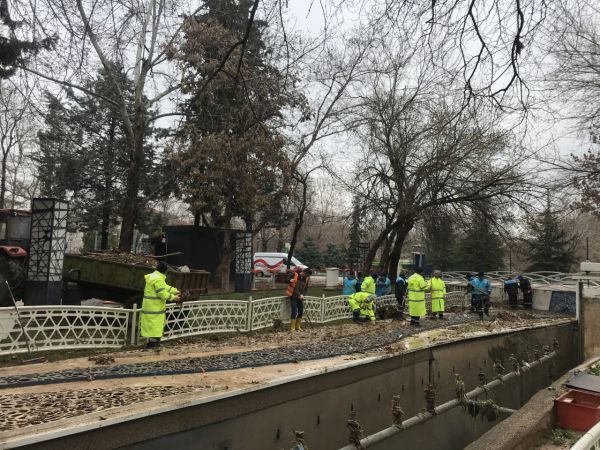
[407,267,427,327]
[140,261,181,348]
[427,270,447,319]
[347,291,376,323]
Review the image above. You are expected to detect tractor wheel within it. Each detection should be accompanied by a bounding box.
[0,256,26,306]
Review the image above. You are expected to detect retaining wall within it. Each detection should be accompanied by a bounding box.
[19,321,578,450]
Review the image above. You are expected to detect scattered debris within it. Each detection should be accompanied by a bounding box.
[272,317,284,332]
[89,355,116,365]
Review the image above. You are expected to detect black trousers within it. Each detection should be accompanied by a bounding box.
[474,294,490,316]
[290,297,304,319]
[508,294,518,308]
[396,296,406,310]
[523,292,532,309]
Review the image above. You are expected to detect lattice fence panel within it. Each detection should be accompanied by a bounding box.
[0,306,129,355]
[161,300,248,341]
[321,295,352,322]
[250,297,285,330]
[302,296,322,322]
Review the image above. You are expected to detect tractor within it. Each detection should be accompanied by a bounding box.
[0,209,30,306]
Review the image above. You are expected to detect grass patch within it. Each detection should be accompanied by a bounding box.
[550,428,577,447]
[589,363,600,376]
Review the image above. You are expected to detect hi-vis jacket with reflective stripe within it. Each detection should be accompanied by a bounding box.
[347,292,376,321]
[407,273,427,317]
[140,270,179,338]
[427,277,446,313]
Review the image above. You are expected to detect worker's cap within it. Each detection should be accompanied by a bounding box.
[156,261,169,274]
[302,267,313,275]
[415,267,423,274]
[478,271,484,277]
[433,270,442,277]
[517,275,523,279]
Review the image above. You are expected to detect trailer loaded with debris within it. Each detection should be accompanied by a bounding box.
[63,252,210,307]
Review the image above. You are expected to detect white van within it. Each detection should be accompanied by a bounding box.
[253,252,306,276]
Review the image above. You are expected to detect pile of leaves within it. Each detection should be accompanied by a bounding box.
[83,251,156,267]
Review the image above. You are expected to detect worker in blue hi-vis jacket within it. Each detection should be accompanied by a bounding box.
[343,271,357,296]
[376,273,391,297]
[469,272,492,319]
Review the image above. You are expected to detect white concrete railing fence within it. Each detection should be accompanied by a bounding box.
[570,420,600,450]
[0,291,467,355]
[444,271,600,287]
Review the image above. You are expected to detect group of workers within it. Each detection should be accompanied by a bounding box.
[502,275,533,309]
[139,261,535,345]
[341,267,447,326]
[342,272,393,297]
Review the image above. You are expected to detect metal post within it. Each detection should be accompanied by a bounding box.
[130,303,138,346]
[578,281,585,363]
[586,237,589,261]
[247,296,253,332]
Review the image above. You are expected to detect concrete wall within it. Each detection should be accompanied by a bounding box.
[533,287,576,313]
[583,290,600,359]
[27,322,579,450]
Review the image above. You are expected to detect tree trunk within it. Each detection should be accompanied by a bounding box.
[118,107,145,251]
[216,208,233,290]
[10,141,24,209]
[260,229,268,252]
[101,118,116,250]
[380,229,397,274]
[287,177,308,269]
[100,203,111,250]
[0,152,8,209]
[387,222,414,281]
[364,226,394,273]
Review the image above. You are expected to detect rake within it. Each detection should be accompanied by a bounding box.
[5,281,47,365]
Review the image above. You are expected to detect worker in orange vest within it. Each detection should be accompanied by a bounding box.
[286,267,312,333]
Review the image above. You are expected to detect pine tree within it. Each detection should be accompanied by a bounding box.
[0,1,54,78]
[323,243,345,268]
[295,237,322,269]
[523,195,577,272]
[453,215,505,272]
[346,196,362,268]
[37,65,160,249]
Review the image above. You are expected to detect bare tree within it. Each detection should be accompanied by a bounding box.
[0,83,34,208]
[545,0,600,128]
[13,0,269,251]
[352,60,531,278]
[330,0,550,109]
[282,32,374,268]
[541,0,600,214]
